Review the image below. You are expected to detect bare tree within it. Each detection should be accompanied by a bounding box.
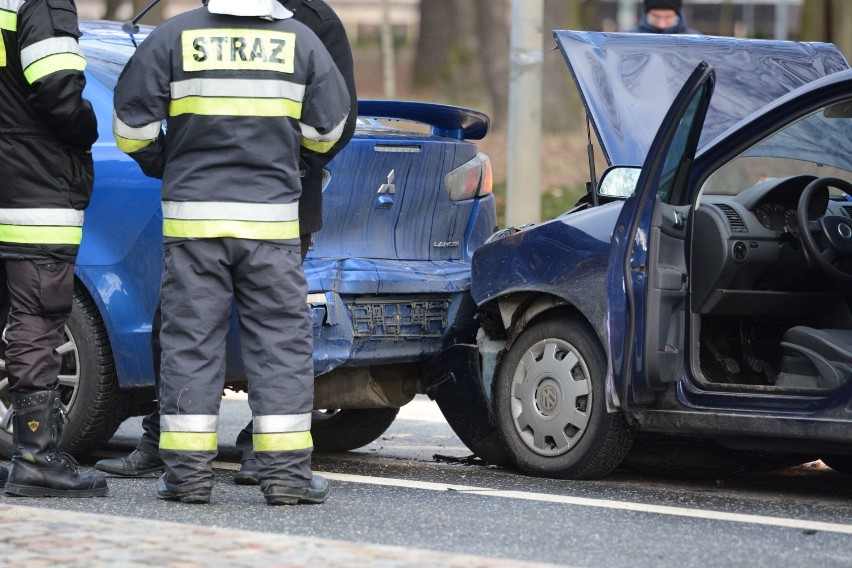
[474,0,510,128]
[413,0,457,87]
[541,0,596,132]
[799,0,852,59]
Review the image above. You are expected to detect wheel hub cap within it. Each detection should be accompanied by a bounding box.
[510,338,592,457]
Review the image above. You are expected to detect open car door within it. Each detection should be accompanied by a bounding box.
[606,62,715,410]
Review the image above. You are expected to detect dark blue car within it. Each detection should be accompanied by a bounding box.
[449,32,852,479]
[0,21,496,458]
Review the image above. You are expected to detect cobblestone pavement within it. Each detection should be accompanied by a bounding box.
[0,503,561,568]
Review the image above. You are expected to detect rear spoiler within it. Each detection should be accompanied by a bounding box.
[357,100,490,140]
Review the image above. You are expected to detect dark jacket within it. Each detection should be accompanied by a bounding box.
[0,0,98,261]
[113,3,350,245]
[630,12,700,34]
[283,0,357,236]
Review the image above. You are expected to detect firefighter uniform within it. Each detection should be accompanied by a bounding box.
[113,0,349,505]
[0,0,106,497]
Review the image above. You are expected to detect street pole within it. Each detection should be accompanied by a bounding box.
[506,0,543,227]
[775,0,790,40]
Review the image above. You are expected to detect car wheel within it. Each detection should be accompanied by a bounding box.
[494,315,632,479]
[311,407,399,452]
[821,455,852,475]
[0,285,128,459]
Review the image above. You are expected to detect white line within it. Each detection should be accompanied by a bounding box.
[315,471,852,536]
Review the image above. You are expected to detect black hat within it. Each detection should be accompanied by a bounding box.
[644,0,682,12]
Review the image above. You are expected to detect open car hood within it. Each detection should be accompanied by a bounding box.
[555,31,849,167]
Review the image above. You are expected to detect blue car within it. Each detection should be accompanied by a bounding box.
[0,21,496,458]
[448,32,852,479]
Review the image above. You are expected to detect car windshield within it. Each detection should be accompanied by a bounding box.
[703,100,852,197]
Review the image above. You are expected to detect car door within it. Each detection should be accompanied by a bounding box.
[606,62,715,410]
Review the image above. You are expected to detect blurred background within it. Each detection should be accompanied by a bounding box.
[76,0,852,225]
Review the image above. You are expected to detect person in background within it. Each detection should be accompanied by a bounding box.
[95,0,358,488]
[631,0,700,34]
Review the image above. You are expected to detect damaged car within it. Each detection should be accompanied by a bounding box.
[439,31,852,478]
[0,21,496,458]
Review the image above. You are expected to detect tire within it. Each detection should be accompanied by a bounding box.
[0,285,128,459]
[311,407,399,452]
[493,315,632,479]
[821,455,852,475]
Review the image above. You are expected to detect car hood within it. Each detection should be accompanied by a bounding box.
[555,31,849,167]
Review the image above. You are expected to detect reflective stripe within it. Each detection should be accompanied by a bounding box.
[170,78,305,101]
[24,52,86,83]
[115,134,155,153]
[20,36,82,69]
[300,116,346,153]
[0,0,22,12]
[0,208,84,227]
[169,96,302,118]
[162,201,298,222]
[0,34,6,67]
[160,414,218,432]
[300,137,336,154]
[0,9,15,31]
[253,413,312,434]
[160,432,218,451]
[253,431,313,452]
[0,224,82,245]
[113,111,161,141]
[162,218,300,240]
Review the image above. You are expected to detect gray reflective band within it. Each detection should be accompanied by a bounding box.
[20,37,82,69]
[113,111,162,141]
[160,414,218,433]
[162,201,299,222]
[301,115,347,143]
[0,208,83,226]
[170,78,306,101]
[253,413,312,434]
[0,0,22,13]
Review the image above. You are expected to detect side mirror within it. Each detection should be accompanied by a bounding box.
[598,166,641,199]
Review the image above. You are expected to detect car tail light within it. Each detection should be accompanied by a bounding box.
[445,152,492,201]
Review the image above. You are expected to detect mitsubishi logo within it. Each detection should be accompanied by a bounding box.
[838,222,852,240]
[377,170,396,194]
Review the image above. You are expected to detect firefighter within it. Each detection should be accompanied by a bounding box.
[112,0,349,505]
[0,0,106,496]
[94,0,358,486]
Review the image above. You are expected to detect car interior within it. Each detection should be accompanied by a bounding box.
[691,100,852,396]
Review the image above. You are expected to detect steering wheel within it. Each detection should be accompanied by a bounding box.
[797,177,852,282]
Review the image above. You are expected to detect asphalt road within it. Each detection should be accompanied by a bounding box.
[3,394,851,567]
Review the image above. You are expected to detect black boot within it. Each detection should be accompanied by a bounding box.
[0,464,7,486]
[4,390,108,498]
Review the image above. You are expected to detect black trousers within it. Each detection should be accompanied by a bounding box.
[0,259,74,392]
[136,233,312,460]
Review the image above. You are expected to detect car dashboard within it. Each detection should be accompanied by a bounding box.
[691,175,852,316]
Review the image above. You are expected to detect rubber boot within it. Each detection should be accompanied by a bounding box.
[4,390,108,497]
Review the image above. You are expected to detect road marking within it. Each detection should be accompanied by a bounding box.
[314,471,852,535]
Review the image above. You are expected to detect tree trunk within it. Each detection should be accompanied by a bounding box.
[413,0,457,87]
[799,0,827,41]
[831,0,852,60]
[474,0,510,129]
[542,0,585,132]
